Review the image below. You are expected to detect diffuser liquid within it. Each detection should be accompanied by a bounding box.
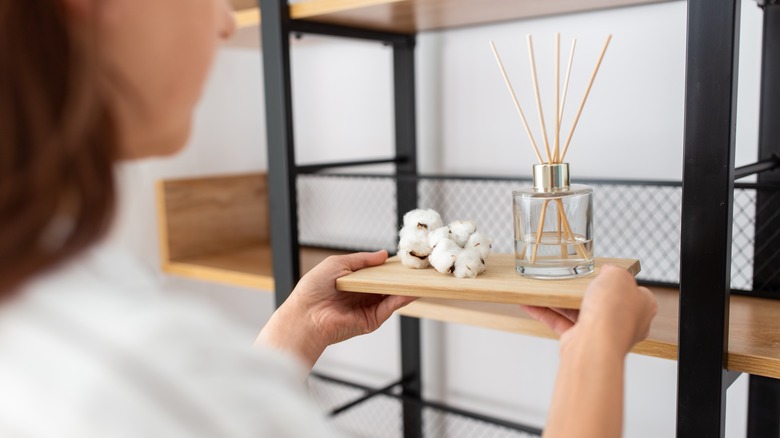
[515,232,594,279]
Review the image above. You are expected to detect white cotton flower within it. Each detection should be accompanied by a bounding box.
[429,238,461,274]
[399,225,428,242]
[399,250,431,269]
[402,209,443,231]
[398,231,432,269]
[448,220,477,247]
[465,231,493,261]
[428,226,451,249]
[453,248,485,278]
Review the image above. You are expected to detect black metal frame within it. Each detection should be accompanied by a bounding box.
[678,0,741,435]
[261,0,299,305]
[747,1,780,435]
[393,32,424,438]
[260,0,780,435]
[260,3,429,436]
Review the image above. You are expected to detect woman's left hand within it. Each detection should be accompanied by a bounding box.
[257,251,417,368]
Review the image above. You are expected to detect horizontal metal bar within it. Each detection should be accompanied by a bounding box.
[735,155,780,179]
[296,157,405,174]
[299,171,684,186]
[310,372,542,435]
[290,19,413,44]
[298,171,780,190]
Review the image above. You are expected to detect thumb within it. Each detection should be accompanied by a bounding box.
[337,250,388,272]
[376,294,418,322]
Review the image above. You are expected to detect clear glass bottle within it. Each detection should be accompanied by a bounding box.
[513,163,594,279]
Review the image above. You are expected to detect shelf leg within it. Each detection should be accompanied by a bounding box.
[747,375,780,437]
[261,0,300,306]
[746,6,780,436]
[394,34,423,438]
[753,1,780,295]
[677,0,741,436]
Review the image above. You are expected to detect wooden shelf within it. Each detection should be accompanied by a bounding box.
[337,254,640,309]
[157,172,347,290]
[156,172,780,378]
[163,245,345,290]
[229,0,675,40]
[399,288,780,379]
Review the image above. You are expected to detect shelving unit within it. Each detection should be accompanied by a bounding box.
[152,0,780,436]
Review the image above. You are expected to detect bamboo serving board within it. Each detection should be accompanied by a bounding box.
[336,254,640,309]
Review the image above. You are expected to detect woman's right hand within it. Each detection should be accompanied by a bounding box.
[522,265,658,355]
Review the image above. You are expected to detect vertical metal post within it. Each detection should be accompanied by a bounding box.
[394,36,422,438]
[678,0,741,436]
[748,3,780,437]
[748,375,780,437]
[260,0,300,306]
[753,1,780,294]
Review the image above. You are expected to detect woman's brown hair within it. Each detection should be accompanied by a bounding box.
[0,2,118,294]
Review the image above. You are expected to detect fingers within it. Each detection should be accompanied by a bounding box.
[329,250,388,273]
[521,305,575,336]
[551,307,580,323]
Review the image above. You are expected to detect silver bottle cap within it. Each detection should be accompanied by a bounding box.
[533,163,570,191]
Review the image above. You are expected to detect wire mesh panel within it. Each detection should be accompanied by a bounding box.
[307,375,540,438]
[732,188,758,291]
[297,174,779,293]
[594,184,682,284]
[749,186,780,294]
[298,175,398,251]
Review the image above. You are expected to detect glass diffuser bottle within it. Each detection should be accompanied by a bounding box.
[513,163,594,279]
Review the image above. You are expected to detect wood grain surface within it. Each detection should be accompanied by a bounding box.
[399,287,780,379]
[337,254,640,309]
[158,174,269,262]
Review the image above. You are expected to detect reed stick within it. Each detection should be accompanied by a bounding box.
[556,199,588,259]
[553,33,561,166]
[557,205,566,258]
[490,41,544,164]
[531,199,550,264]
[560,34,612,162]
[526,35,552,163]
[558,38,576,162]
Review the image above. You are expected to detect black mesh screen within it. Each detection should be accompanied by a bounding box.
[297,174,779,294]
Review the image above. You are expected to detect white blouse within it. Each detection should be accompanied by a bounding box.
[0,243,335,437]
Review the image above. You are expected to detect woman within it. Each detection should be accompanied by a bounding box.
[0,1,656,437]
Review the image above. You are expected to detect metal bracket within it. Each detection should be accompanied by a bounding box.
[734,154,780,179]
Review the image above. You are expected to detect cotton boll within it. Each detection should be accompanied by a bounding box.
[429,239,461,274]
[448,220,477,247]
[399,225,428,243]
[453,248,484,278]
[466,232,493,261]
[398,230,432,269]
[428,226,451,249]
[399,249,431,269]
[402,209,443,231]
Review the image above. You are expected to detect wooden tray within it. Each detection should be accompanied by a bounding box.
[336,254,640,309]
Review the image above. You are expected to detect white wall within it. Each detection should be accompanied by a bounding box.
[113,1,767,436]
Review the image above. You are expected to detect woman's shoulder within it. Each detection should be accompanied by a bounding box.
[0,245,332,437]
